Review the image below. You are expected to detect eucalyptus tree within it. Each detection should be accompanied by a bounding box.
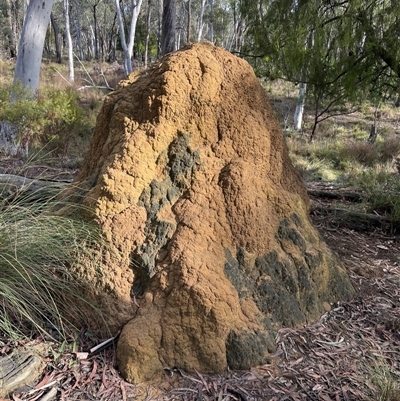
[14,0,55,92]
[64,0,74,82]
[161,0,176,54]
[144,0,152,65]
[115,0,144,75]
[50,12,62,63]
[242,0,400,138]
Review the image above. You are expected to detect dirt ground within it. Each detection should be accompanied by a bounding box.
[1,168,400,400]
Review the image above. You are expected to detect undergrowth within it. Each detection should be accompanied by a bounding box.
[0,83,93,157]
[286,133,400,220]
[0,183,107,341]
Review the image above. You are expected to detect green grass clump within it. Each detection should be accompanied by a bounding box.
[0,186,106,341]
[347,169,400,220]
[367,359,400,401]
[339,141,379,167]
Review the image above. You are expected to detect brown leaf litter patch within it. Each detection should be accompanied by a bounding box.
[2,183,400,400]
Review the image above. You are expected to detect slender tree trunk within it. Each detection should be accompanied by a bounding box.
[294,82,307,131]
[196,0,206,42]
[63,0,74,82]
[209,0,213,42]
[144,0,152,67]
[107,12,118,62]
[310,97,320,142]
[93,1,100,60]
[4,0,17,58]
[71,4,84,60]
[157,0,162,55]
[88,22,96,58]
[186,0,191,43]
[50,13,61,63]
[161,0,176,55]
[115,0,144,75]
[368,104,380,143]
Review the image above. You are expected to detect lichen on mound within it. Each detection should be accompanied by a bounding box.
[67,42,354,383]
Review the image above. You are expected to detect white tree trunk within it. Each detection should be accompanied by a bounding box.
[115,0,144,76]
[294,82,307,131]
[13,0,55,93]
[196,0,206,42]
[64,0,74,82]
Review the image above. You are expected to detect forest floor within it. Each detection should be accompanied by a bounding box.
[1,168,399,400]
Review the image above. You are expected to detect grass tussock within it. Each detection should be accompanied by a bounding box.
[367,359,400,401]
[0,185,107,341]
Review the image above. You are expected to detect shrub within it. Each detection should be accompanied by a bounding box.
[0,84,93,156]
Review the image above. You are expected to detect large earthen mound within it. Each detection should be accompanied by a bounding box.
[67,42,354,383]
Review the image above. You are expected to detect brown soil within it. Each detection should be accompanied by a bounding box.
[1,176,399,400]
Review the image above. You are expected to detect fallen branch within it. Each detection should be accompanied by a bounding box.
[0,174,67,202]
[311,205,398,231]
[307,188,363,202]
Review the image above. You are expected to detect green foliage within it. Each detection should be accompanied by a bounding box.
[242,0,400,134]
[0,187,107,340]
[0,83,92,155]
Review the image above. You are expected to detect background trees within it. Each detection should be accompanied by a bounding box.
[241,0,400,137]
[0,0,240,68]
[2,0,400,143]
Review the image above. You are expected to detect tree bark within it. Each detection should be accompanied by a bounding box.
[161,0,176,55]
[0,174,67,203]
[144,0,152,67]
[0,349,45,397]
[311,205,398,232]
[50,12,62,63]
